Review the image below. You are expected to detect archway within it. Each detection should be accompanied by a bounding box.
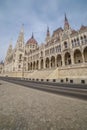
[51,56,55,68]
[46,58,50,68]
[33,61,35,70]
[83,47,87,62]
[40,59,43,69]
[64,52,71,65]
[28,63,30,71]
[36,60,39,69]
[30,62,32,70]
[56,54,62,67]
[64,41,68,49]
[74,49,82,64]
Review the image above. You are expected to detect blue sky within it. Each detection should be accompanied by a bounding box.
[0,0,87,61]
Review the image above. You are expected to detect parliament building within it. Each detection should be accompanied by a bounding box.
[3,15,87,84]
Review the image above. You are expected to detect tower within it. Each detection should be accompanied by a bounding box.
[5,40,13,65]
[7,42,13,55]
[64,14,70,31]
[45,26,50,42]
[16,24,24,49]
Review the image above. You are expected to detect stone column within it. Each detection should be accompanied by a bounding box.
[49,58,51,69]
[43,59,46,69]
[82,53,85,63]
[71,53,74,65]
[62,55,65,66]
[38,60,41,70]
[55,57,57,68]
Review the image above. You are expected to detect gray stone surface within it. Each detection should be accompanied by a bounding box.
[0,80,87,130]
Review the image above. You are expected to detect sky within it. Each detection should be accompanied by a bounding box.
[0,0,87,61]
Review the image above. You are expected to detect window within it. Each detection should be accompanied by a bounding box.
[50,48,55,54]
[74,39,76,46]
[77,38,80,45]
[64,42,68,48]
[13,67,15,71]
[19,54,22,60]
[66,78,68,82]
[24,57,26,61]
[70,80,73,83]
[46,79,49,82]
[80,36,83,44]
[61,79,63,83]
[53,79,56,82]
[18,65,21,68]
[41,51,43,57]
[81,80,85,84]
[84,35,87,43]
[41,79,43,81]
[78,60,81,63]
[71,40,74,47]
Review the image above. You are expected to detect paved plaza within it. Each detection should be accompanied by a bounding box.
[0,80,87,130]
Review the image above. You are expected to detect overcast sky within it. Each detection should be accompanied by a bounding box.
[0,0,87,61]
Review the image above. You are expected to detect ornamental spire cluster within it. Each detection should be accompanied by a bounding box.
[64,13,70,30]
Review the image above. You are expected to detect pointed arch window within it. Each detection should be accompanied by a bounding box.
[64,41,68,48]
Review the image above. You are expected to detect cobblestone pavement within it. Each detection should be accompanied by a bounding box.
[0,80,87,130]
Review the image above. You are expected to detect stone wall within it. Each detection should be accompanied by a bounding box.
[58,65,87,79]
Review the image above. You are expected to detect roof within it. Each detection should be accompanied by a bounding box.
[80,25,87,31]
[26,34,37,45]
[52,27,63,37]
[71,29,78,35]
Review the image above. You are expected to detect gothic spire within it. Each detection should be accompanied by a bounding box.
[7,41,13,55]
[64,13,70,30]
[47,26,50,37]
[20,24,24,33]
[31,32,34,39]
[45,26,50,42]
[16,24,24,49]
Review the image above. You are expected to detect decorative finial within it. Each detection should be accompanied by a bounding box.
[31,32,34,38]
[64,13,70,30]
[21,24,24,33]
[47,26,50,37]
[65,13,67,21]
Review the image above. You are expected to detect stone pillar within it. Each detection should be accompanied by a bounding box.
[82,53,85,63]
[49,59,51,69]
[71,53,74,65]
[38,60,40,70]
[43,59,46,69]
[55,57,57,68]
[62,55,65,66]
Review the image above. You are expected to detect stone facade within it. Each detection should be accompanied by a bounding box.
[2,15,87,83]
[0,62,4,74]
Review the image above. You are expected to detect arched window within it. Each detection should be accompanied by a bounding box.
[64,41,68,48]
[71,40,74,47]
[56,55,62,67]
[51,56,55,68]
[74,49,83,64]
[46,58,50,68]
[80,36,83,44]
[74,39,76,46]
[41,59,44,69]
[19,54,22,60]
[64,52,71,65]
[28,63,30,71]
[36,60,39,69]
[77,38,80,45]
[30,62,32,70]
[83,47,87,62]
[84,35,87,43]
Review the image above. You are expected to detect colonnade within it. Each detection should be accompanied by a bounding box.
[27,46,87,71]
